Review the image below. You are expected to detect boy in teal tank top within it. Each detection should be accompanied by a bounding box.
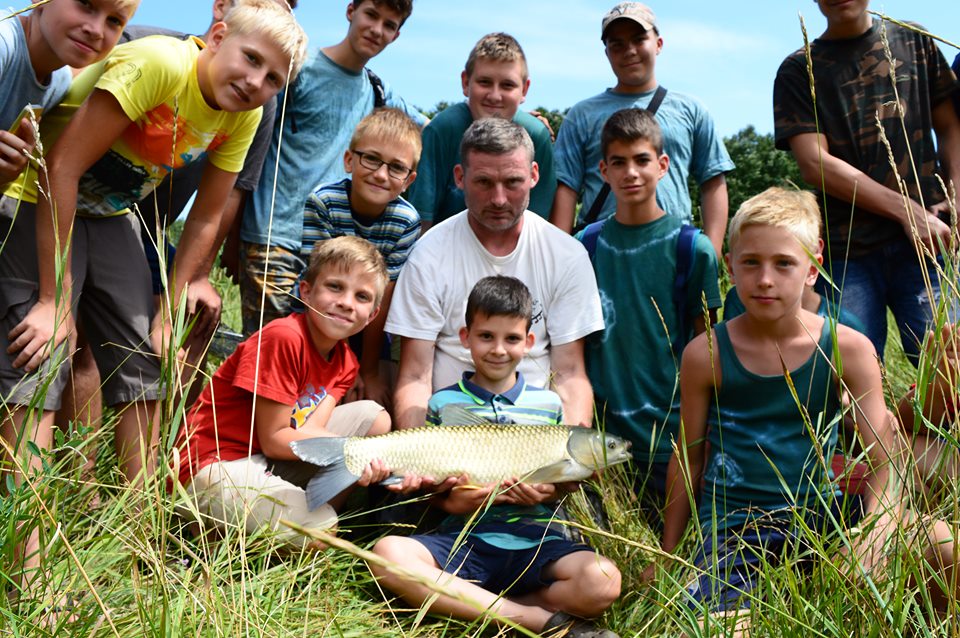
[654,188,960,631]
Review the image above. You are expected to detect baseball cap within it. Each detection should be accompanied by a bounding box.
[601,2,657,40]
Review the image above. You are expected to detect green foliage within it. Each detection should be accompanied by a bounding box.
[530,105,568,139]
[722,125,804,215]
[690,125,803,230]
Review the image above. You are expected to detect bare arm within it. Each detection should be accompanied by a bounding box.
[213,187,248,281]
[253,393,338,460]
[0,119,36,185]
[788,132,950,252]
[9,91,131,372]
[898,324,958,434]
[698,173,729,258]
[835,327,906,575]
[549,339,593,426]
[393,337,435,429]
[662,333,713,553]
[153,162,238,355]
[548,182,578,234]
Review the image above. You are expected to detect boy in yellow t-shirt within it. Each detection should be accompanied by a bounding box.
[0,0,307,513]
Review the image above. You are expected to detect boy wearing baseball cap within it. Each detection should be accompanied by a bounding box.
[550,2,733,257]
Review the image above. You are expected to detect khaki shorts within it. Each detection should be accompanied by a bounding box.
[181,400,384,549]
[0,196,161,410]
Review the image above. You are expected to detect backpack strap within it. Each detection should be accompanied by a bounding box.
[579,219,608,262]
[645,85,667,116]
[574,86,668,233]
[366,68,387,109]
[672,223,700,355]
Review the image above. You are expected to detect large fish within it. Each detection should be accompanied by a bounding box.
[290,413,632,511]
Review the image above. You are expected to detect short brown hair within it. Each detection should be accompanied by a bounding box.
[352,0,414,26]
[465,276,533,330]
[303,236,389,307]
[464,33,528,82]
[350,107,423,169]
[601,108,663,157]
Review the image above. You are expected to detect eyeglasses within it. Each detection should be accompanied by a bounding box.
[352,150,413,180]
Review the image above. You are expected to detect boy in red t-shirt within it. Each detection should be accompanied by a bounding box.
[175,236,394,549]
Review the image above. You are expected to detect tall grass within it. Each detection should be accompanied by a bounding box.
[1,11,958,638]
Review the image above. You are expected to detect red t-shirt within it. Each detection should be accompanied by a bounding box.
[175,313,358,485]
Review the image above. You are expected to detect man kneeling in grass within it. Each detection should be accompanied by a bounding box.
[654,188,960,635]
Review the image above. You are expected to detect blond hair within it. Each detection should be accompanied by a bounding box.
[222,0,309,80]
[728,187,822,254]
[350,107,423,169]
[303,236,389,308]
[464,33,528,82]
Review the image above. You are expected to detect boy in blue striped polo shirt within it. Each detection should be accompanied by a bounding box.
[371,275,621,638]
[299,107,421,406]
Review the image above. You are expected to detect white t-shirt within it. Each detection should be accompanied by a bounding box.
[386,211,604,390]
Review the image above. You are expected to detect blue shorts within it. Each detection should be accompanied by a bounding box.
[686,496,863,613]
[413,524,592,597]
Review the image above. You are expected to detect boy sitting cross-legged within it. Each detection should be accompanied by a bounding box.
[406,32,556,231]
[174,236,397,549]
[579,107,720,517]
[371,275,622,638]
[656,187,960,634]
[299,107,422,407]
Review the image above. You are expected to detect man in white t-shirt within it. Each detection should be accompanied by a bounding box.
[386,118,604,428]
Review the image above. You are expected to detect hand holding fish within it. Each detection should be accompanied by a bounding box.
[357,458,392,487]
[497,479,558,506]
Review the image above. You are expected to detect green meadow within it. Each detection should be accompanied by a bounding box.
[2,13,959,638]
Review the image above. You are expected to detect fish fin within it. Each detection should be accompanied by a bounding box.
[525,459,592,484]
[304,467,359,511]
[438,405,489,427]
[379,475,403,487]
[290,437,348,467]
[291,437,361,510]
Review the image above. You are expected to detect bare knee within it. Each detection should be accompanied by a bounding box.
[370,535,417,582]
[552,553,621,617]
[368,409,391,436]
[579,556,621,614]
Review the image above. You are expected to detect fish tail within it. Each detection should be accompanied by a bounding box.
[290,438,359,510]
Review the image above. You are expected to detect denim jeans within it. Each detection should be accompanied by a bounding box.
[816,237,946,365]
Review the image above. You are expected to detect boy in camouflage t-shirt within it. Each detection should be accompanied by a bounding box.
[773,0,960,363]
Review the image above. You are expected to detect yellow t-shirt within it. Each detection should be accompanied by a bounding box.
[4,35,261,215]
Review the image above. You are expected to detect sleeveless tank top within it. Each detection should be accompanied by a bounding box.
[699,319,841,533]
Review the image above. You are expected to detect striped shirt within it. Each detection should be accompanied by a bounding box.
[427,372,563,427]
[301,178,421,281]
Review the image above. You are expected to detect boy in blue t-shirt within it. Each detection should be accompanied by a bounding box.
[0,0,139,185]
[299,107,422,407]
[371,275,621,638]
[656,187,959,631]
[551,2,733,257]
[581,107,720,512]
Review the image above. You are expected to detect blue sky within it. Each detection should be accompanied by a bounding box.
[135,1,959,137]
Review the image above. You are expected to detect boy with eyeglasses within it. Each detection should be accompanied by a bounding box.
[297,107,421,406]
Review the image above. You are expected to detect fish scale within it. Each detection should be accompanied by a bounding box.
[342,424,573,483]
